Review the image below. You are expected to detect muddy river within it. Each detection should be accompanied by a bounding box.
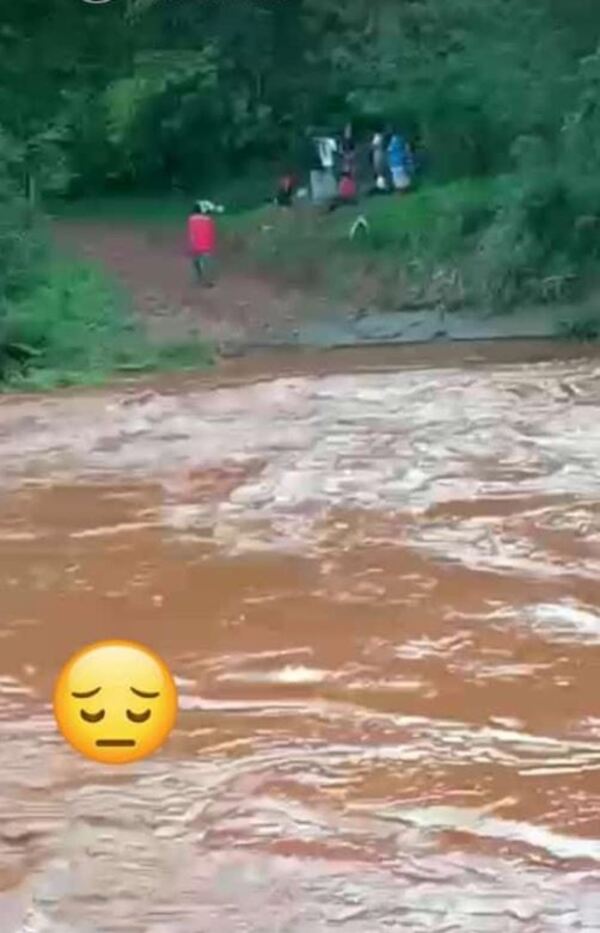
[0,343,599,931]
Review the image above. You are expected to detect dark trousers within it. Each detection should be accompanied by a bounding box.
[192,252,214,285]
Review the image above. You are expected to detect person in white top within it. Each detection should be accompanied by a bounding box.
[313,134,337,203]
[317,136,337,170]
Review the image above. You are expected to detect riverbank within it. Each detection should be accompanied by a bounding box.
[53,180,498,333]
[51,184,600,364]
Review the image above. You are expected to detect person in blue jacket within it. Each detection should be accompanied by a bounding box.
[387,131,412,192]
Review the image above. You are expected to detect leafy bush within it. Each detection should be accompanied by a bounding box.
[472,53,600,310]
[0,130,46,301]
[0,257,214,389]
[0,261,139,384]
[558,313,600,341]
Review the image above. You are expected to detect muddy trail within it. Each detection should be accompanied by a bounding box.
[55,219,580,353]
[0,343,599,931]
[56,221,310,349]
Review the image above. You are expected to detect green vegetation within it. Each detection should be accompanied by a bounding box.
[1,258,213,391]
[50,179,497,313]
[0,123,212,390]
[0,133,212,391]
[3,0,600,388]
[223,179,498,312]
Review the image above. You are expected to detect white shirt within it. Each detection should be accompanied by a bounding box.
[317,137,337,169]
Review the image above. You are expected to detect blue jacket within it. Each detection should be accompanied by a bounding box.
[388,135,410,171]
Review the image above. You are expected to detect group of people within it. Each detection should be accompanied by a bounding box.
[370,130,415,194]
[276,124,415,209]
[186,125,416,286]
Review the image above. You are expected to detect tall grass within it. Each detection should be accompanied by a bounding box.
[223,179,498,311]
[0,258,213,391]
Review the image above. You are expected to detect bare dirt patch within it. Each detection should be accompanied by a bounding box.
[55,221,310,349]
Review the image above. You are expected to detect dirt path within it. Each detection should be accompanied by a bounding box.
[55,219,584,354]
[55,221,309,349]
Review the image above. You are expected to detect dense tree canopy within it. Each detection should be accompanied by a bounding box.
[3,0,600,315]
[1,0,597,195]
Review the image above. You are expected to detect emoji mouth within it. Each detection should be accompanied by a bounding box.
[95,739,136,747]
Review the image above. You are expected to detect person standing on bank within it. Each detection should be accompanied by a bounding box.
[303,129,324,204]
[187,201,216,286]
[316,132,338,203]
[341,122,356,178]
[387,131,412,192]
[370,131,387,191]
[275,172,296,207]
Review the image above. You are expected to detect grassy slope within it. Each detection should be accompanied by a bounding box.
[226,178,498,312]
[1,253,214,392]
[25,180,494,395]
[9,172,598,393]
[23,175,596,394]
[52,178,494,241]
[52,178,497,312]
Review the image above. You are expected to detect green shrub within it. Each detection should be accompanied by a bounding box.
[0,131,46,301]
[0,256,215,390]
[2,261,137,371]
[558,312,600,341]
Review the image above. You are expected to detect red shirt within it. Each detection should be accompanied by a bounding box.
[188,214,216,254]
[339,175,356,200]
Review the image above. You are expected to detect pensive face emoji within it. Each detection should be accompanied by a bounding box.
[53,640,178,764]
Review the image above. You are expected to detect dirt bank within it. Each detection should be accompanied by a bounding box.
[55,219,590,355]
[55,221,315,350]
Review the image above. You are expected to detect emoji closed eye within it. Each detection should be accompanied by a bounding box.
[126,708,151,723]
[80,708,105,723]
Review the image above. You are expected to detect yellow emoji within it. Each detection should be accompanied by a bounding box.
[53,640,178,764]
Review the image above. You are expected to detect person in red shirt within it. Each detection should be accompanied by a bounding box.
[187,201,216,285]
[338,171,357,203]
[276,173,296,207]
[327,171,358,212]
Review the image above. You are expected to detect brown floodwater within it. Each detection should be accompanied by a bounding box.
[0,341,600,931]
